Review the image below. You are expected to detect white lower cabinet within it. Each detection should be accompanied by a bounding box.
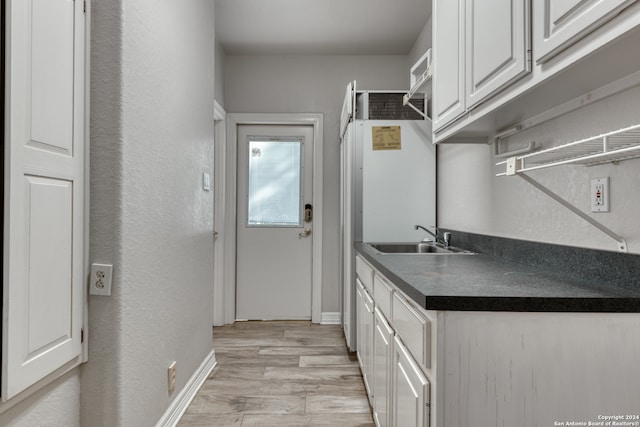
[355,255,432,427]
[356,254,640,426]
[392,336,430,427]
[373,308,394,427]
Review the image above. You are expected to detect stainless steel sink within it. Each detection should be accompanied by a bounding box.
[367,242,476,255]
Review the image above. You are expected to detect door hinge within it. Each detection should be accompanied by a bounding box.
[81,328,85,343]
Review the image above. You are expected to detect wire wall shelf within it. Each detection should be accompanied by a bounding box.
[496,123,640,176]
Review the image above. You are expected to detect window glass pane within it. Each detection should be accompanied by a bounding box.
[247,139,302,226]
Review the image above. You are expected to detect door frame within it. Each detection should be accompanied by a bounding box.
[224,113,323,324]
[212,100,226,326]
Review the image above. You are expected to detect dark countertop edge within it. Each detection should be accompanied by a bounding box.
[355,242,640,313]
[441,229,640,292]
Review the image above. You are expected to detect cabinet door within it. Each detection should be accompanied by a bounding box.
[356,280,365,369]
[363,288,375,402]
[433,0,466,131]
[466,0,531,108]
[392,336,430,427]
[356,280,374,399]
[373,308,394,427]
[4,0,86,399]
[533,0,635,63]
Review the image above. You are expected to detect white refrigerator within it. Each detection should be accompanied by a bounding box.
[340,85,436,350]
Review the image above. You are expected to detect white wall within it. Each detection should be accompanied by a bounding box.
[438,85,640,254]
[225,54,409,312]
[82,0,217,426]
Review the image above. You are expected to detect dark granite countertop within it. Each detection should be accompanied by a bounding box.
[355,242,640,312]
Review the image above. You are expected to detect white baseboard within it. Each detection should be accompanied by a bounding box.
[321,312,342,325]
[155,349,217,427]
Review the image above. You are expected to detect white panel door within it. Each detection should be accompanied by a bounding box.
[236,125,314,320]
[4,0,85,399]
[534,0,635,63]
[466,0,531,108]
[433,0,466,131]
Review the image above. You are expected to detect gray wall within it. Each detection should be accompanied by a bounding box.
[0,372,81,426]
[224,54,410,312]
[438,85,640,255]
[82,0,216,426]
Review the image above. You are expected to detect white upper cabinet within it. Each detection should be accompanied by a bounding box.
[433,0,531,132]
[534,0,635,64]
[433,0,466,130]
[3,0,86,400]
[432,0,640,143]
[466,0,531,108]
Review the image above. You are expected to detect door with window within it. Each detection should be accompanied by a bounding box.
[236,125,314,320]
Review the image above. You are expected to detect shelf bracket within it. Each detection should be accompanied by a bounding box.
[495,141,536,159]
[493,125,537,158]
[518,173,628,253]
[403,98,427,119]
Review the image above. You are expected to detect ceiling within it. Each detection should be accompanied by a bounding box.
[215,0,431,55]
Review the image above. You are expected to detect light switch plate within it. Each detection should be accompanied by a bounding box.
[203,172,211,191]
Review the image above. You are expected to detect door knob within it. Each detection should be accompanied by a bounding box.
[299,228,312,237]
[213,230,219,237]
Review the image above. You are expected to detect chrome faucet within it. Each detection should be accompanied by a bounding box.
[415,224,438,242]
[414,225,451,247]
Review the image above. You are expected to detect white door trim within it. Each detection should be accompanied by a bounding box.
[225,113,324,324]
[212,101,226,326]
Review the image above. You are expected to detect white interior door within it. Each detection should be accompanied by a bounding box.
[236,125,314,320]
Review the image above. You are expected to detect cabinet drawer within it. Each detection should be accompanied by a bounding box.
[392,292,431,370]
[374,273,394,320]
[356,255,374,292]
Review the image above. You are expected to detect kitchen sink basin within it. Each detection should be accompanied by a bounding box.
[367,242,476,255]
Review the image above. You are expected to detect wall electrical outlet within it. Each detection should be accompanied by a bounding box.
[168,361,177,394]
[591,177,609,212]
[90,263,113,296]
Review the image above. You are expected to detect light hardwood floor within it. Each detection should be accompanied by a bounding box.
[178,321,375,427]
